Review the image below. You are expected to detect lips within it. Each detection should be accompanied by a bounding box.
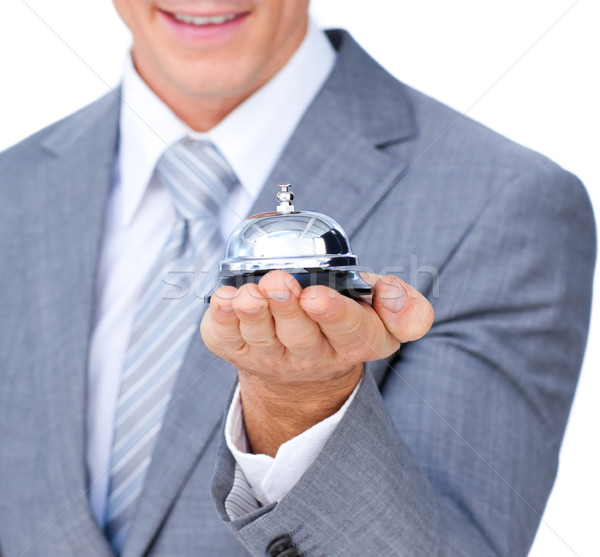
[160,8,249,28]
[173,12,239,26]
[157,7,250,41]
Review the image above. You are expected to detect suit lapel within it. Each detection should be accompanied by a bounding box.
[259,123,411,238]
[25,89,234,557]
[32,92,120,555]
[255,29,417,239]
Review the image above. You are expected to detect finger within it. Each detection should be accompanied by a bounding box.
[369,275,434,342]
[231,282,282,355]
[258,271,329,359]
[201,286,245,357]
[300,285,400,362]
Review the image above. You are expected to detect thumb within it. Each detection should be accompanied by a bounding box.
[362,273,434,343]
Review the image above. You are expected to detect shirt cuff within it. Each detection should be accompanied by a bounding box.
[224,377,362,506]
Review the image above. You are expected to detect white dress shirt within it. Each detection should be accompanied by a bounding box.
[87,21,342,526]
[226,380,361,506]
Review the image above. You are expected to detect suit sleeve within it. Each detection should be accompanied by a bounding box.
[211,163,596,557]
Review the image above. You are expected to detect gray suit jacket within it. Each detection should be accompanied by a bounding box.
[0,31,595,557]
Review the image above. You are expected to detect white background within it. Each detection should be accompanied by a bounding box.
[1,1,597,555]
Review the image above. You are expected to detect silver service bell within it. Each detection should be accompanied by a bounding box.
[207,183,372,302]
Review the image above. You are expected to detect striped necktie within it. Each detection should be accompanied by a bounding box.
[104,138,239,554]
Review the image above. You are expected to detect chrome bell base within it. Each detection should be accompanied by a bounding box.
[205,269,372,304]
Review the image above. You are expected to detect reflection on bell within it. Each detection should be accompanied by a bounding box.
[207,183,372,302]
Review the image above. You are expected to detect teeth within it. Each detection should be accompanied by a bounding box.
[174,13,236,25]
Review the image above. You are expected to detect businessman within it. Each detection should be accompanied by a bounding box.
[0,1,595,556]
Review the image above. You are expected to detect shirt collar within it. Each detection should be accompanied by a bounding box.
[117,19,336,227]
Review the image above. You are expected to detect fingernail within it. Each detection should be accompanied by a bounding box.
[218,304,233,313]
[382,281,407,312]
[267,290,290,302]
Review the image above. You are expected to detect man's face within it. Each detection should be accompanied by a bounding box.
[113,0,310,125]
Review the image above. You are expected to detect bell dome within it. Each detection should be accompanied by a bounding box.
[209,184,372,302]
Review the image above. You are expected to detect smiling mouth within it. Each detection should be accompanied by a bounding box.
[166,11,248,27]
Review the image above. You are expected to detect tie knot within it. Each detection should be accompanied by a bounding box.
[156,138,238,221]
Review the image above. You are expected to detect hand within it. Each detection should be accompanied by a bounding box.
[200,270,433,456]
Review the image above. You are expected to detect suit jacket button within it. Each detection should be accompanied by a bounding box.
[266,534,294,556]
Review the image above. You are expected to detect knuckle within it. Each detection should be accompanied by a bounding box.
[270,304,299,320]
[246,335,278,349]
[286,339,314,353]
[227,344,250,361]
[240,324,278,349]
